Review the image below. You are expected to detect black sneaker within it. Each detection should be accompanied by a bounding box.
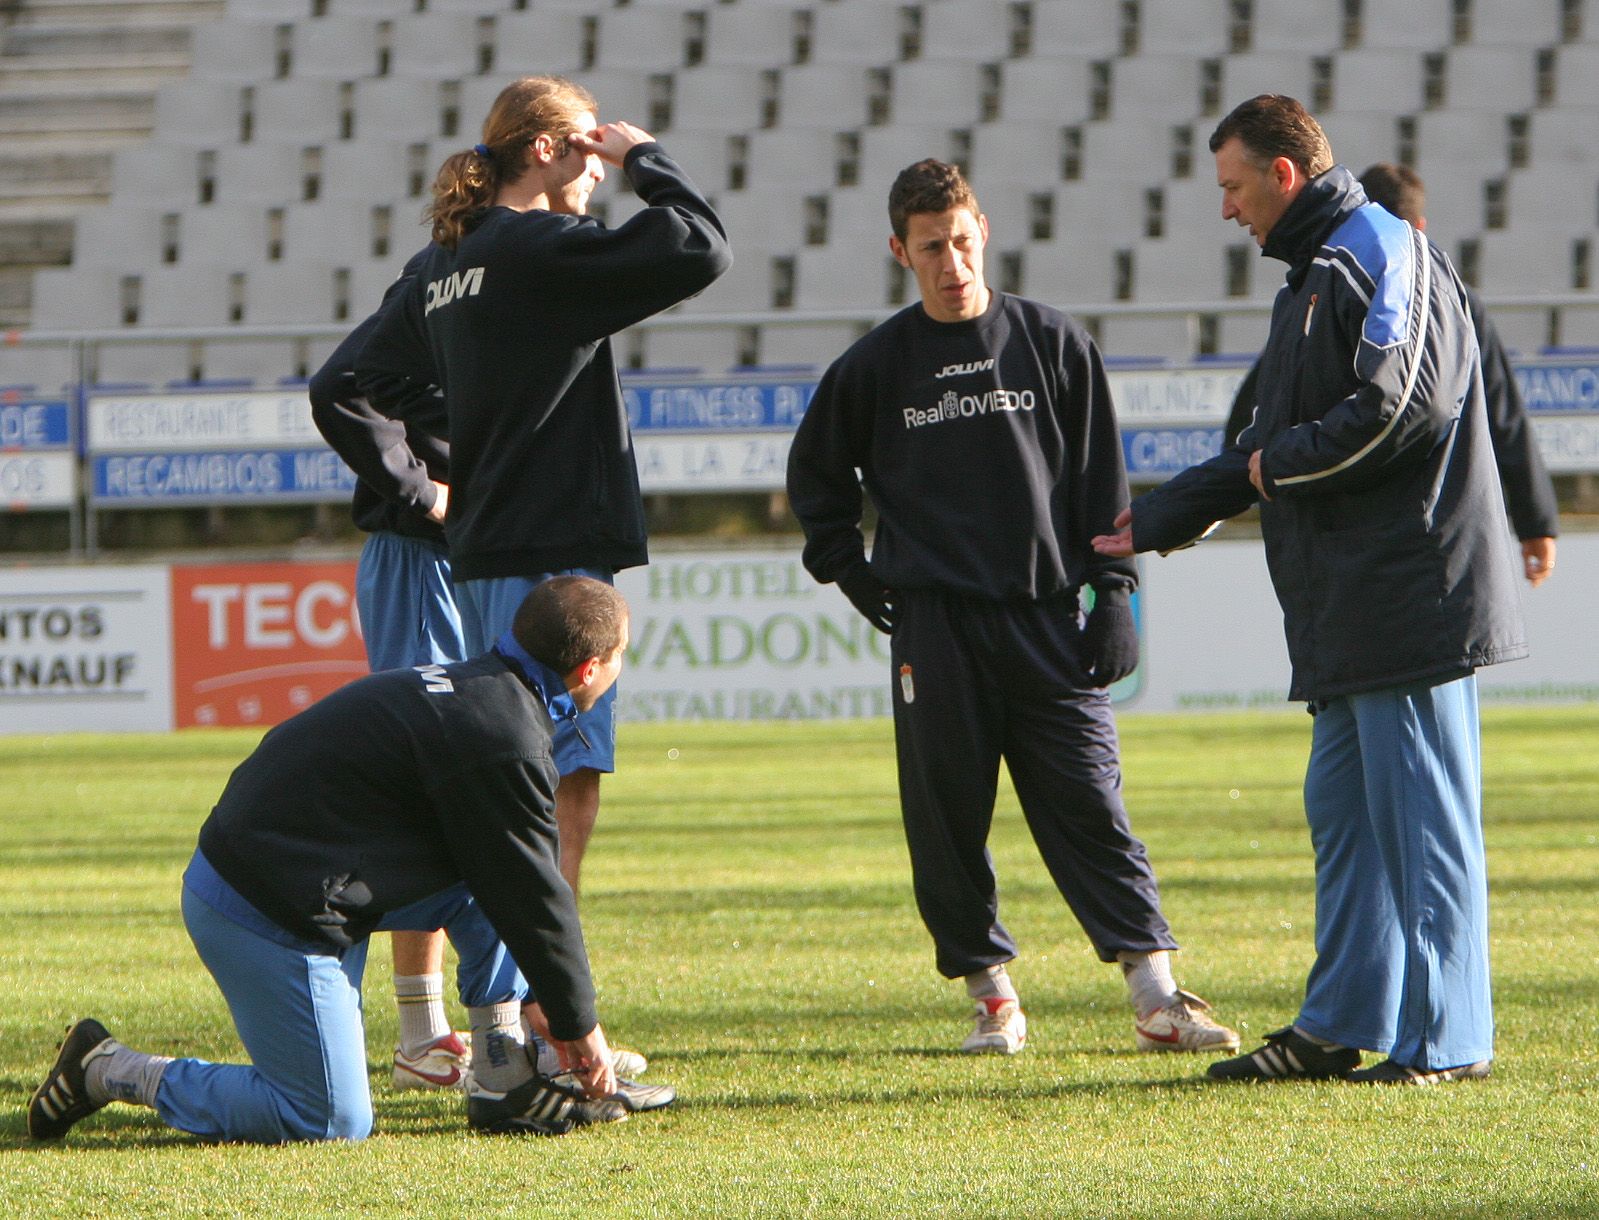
[1347,1058,1492,1085]
[1206,1025,1361,1081]
[467,1074,627,1136]
[29,1018,117,1140]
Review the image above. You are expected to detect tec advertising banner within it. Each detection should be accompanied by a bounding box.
[0,565,172,731]
[170,561,367,728]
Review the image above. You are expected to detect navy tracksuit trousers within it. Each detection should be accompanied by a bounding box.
[890,589,1177,979]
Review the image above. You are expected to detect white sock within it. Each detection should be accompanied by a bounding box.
[1292,1024,1348,1050]
[467,1001,534,1094]
[964,964,1020,1008]
[394,972,451,1057]
[84,1041,171,1109]
[1118,950,1179,1017]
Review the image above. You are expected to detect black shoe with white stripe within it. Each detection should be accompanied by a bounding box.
[467,1073,628,1136]
[28,1018,117,1140]
[1347,1057,1492,1085]
[1206,1025,1361,1082]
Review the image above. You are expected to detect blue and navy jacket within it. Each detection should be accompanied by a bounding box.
[1131,166,1526,701]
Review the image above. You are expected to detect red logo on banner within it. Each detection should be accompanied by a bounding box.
[171,561,367,728]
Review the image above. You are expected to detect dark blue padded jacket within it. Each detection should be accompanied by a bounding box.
[1131,166,1526,701]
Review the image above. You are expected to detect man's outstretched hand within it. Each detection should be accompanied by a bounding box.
[1091,507,1134,558]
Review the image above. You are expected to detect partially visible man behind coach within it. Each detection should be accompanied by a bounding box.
[30,576,647,1144]
[1095,95,1525,1086]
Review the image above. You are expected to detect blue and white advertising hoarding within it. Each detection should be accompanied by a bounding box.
[87,389,322,451]
[91,449,357,504]
[86,389,352,505]
[0,398,74,509]
[1514,362,1599,413]
[623,375,815,494]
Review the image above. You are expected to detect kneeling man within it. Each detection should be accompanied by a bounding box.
[30,575,663,1142]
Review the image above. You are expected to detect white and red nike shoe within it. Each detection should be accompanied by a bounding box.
[1134,990,1240,1053]
[392,1031,473,1091]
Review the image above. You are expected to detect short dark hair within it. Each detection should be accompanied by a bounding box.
[1359,162,1425,225]
[887,158,981,241]
[1209,94,1334,177]
[511,576,628,675]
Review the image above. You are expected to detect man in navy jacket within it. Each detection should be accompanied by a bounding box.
[30,577,641,1143]
[1096,95,1525,1085]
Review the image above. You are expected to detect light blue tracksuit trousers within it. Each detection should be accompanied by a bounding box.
[1294,675,1494,1070]
[153,853,526,1143]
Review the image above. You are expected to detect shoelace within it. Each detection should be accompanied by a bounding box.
[975,1006,1017,1035]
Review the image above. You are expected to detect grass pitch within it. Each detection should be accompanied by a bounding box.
[3,708,1597,1218]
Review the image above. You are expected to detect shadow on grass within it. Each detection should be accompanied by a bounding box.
[668,1070,1221,1112]
[0,1104,199,1152]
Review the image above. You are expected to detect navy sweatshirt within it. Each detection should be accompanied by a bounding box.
[197,645,597,1040]
[354,143,732,581]
[309,247,450,543]
[787,291,1138,602]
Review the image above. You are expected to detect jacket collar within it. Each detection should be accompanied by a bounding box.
[1263,164,1368,286]
[492,631,580,727]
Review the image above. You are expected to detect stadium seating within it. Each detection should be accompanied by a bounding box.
[1357,0,1456,51]
[31,268,128,331]
[1137,0,1235,57]
[808,1,914,67]
[1469,0,1565,46]
[210,144,311,207]
[21,0,1599,375]
[594,5,698,72]
[1330,48,1429,114]
[775,64,874,131]
[671,66,775,134]
[1251,0,1342,54]
[998,56,1096,124]
[188,19,280,83]
[290,17,386,81]
[703,5,808,68]
[1221,51,1318,105]
[1442,45,1539,112]
[493,10,593,77]
[1030,0,1123,58]
[96,340,196,388]
[0,342,80,394]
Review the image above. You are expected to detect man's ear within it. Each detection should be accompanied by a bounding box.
[572,654,601,689]
[889,234,910,268]
[1271,155,1300,194]
[531,132,559,165]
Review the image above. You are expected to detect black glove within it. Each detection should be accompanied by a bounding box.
[838,560,897,634]
[1080,586,1138,685]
